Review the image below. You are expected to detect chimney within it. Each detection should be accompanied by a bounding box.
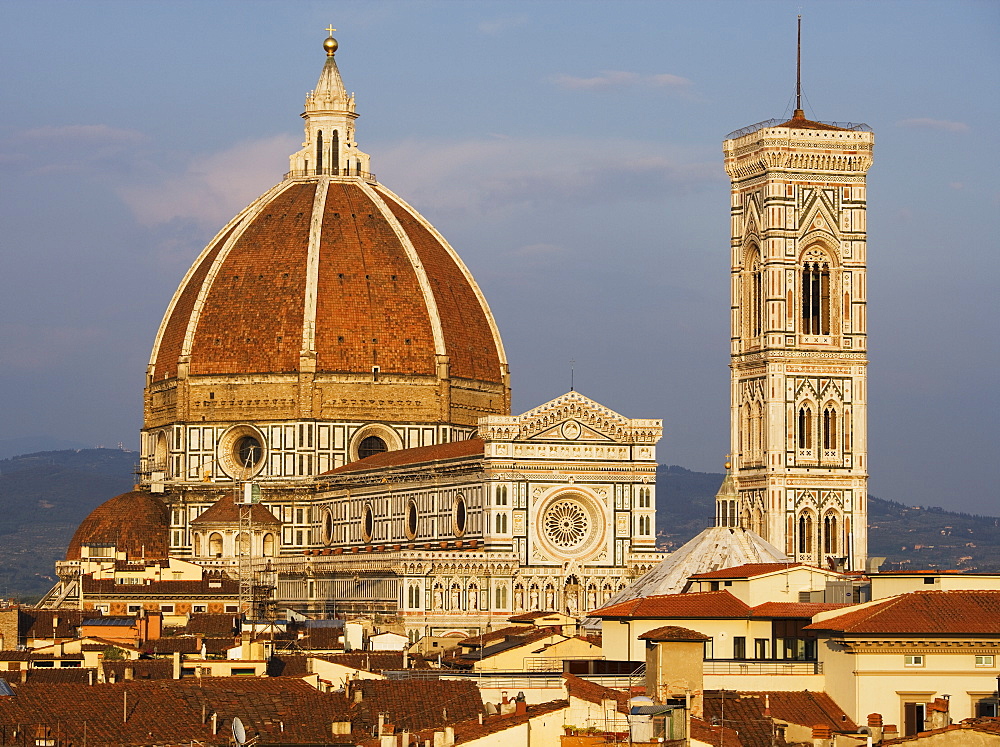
[883,724,898,741]
[812,724,832,747]
[444,726,455,746]
[868,713,883,743]
[378,714,385,736]
[927,697,951,730]
[124,665,134,681]
[354,687,364,704]
[172,651,181,680]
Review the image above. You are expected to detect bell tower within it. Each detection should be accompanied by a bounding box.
[722,23,873,570]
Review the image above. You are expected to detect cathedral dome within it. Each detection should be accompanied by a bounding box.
[66,491,170,561]
[148,178,505,385]
[143,34,509,457]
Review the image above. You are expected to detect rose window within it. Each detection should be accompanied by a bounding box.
[543,499,589,549]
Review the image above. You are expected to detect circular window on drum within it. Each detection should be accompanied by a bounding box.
[452,495,467,537]
[218,425,267,478]
[362,504,374,543]
[543,498,590,550]
[405,499,418,540]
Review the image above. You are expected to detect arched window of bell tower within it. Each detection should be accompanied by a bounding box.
[797,511,814,555]
[823,406,838,451]
[823,512,839,555]
[797,405,814,451]
[743,246,763,341]
[801,247,832,336]
[754,401,764,463]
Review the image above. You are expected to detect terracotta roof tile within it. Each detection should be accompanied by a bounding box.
[377,187,503,383]
[0,677,354,745]
[153,180,506,385]
[592,590,752,619]
[806,590,1000,635]
[82,575,240,597]
[351,678,482,734]
[563,673,630,714]
[638,625,711,642]
[324,438,484,474]
[776,112,850,131]
[750,602,848,618]
[17,609,92,640]
[690,715,741,746]
[66,492,170,562]
[703,691,785,747]
[190,496,281,526]
[184,613,241,636]
[737,690,857,732]
[311,651,412,673]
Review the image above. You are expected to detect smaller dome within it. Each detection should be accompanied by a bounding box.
[66,491,170,561]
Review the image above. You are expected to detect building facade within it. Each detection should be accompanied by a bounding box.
[53,34,662,637]
[723,108,874,570]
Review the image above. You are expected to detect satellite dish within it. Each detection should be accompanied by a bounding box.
[232,716,247,745]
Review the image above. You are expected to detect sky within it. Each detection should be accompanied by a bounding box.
[1,1,997,515]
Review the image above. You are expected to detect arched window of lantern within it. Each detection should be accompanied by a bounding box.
[801,246,832,336]
[315,131,324,175]
[331,130,340,173]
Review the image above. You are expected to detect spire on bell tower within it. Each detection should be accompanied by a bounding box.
[793,14,805,120]
[288,29,372,180]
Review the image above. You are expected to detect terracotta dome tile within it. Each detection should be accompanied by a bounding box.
[378,188,503,383]
[314,182,437,375]
[66,491,169,561]
[189,183,314,375]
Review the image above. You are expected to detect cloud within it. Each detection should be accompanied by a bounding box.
[376,136,720,219]
[0,323,105,371]
[118,134,297,228]
[1,124,148,176]
[15,124,146,144]
[553,71,640,90]
[897,118,969,133]
[552,70,692,92]
[478,15,528,34]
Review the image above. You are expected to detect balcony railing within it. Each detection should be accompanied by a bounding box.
[284,167,377,183]
[704,659,822,675]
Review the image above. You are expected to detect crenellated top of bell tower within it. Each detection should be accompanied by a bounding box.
[288,31,372,179]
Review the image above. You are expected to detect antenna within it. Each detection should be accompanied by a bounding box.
[795,15,803,114]
[570,359,576,392]
[232,716,247,745]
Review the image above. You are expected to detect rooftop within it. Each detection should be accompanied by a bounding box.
[324,438,484,475]
[806,590,1000,635]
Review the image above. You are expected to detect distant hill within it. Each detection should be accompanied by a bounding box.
[656,465,1000,573]
[0,451,997,602]
[0,436,91,460]
[0,449,137,601]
